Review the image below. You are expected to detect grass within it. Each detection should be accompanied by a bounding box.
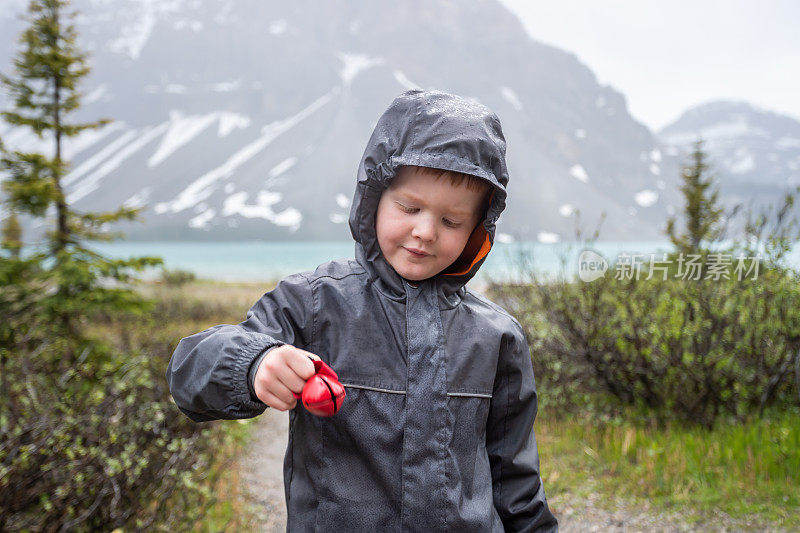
[193,418,260,532]
[537,407,800,529]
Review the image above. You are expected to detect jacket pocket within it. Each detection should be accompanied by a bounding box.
[444,394,496,531]
[314,385,405,531]
[315,497,401,532]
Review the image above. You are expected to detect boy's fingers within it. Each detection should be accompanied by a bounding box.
[265,379,298,406]
[286,347,319,380]
[262,390,296,411]
[273,363,308,395]
[298,347,321,363]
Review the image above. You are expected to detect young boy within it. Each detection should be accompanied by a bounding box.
[166,89,558,532]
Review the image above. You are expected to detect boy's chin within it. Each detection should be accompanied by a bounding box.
[396,266,446,283]
[391,264,430,282]
[384,254,453,282]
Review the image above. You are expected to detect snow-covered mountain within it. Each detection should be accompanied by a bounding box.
[658,101,800,214]
[1,0,682,243]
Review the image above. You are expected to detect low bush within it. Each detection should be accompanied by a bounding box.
[491,261,800,428]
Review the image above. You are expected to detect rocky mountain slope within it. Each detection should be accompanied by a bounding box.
[0,0,710,243]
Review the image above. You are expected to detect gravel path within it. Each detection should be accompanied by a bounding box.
[237,411,784,532]
[239,407,289,533]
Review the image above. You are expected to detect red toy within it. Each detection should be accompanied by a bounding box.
[293,357,346,416]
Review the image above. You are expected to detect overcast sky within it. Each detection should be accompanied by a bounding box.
[497,0,800,132]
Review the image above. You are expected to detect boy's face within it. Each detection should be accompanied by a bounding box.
[375,167,486,282]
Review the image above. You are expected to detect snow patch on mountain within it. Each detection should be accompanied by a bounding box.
[67,122,169,203]
[148,111,218,167]
[222,190,302,231]
[63,129,139,187]
[496,232,514,244]
[123,186,152,209]
[108,0,185,60]
[329,193,351,224]
[267,157,297,182]
[650,148,662,162]
[155,91,334,214]
[84,84,109,105]
[0,121,120,161]
[0,127,51,156]
[63,122,125,160]
[729,149,755,174]
[662,118,769,145]
[189,206,215,229]
[500,86,522,111]
[393,70,421,90]
[336,52,385,87]
[570,164,589,183]
[635,190,658,207]
[335,193,350,209]
[218,112,250,137]
[212,80,241,92]
[538,231,560,244]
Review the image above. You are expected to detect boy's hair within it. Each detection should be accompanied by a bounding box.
[402,165,493,221]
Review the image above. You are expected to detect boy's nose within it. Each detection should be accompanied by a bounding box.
[411,215,436,242]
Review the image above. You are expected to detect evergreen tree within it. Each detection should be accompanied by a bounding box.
[666,138,724,254]
[1,209,23,258]
[0,0,162,368]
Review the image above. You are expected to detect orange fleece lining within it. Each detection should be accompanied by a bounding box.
[442,188,496,276]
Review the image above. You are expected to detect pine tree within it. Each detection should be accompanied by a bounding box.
[0,0,162,368]
[666,138,724,254]
[1,209,23,258]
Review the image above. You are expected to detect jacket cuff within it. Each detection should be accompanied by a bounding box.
[247,344,284,402]
[232,333,283,416]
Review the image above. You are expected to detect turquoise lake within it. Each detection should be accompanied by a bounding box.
[78,239,791,284]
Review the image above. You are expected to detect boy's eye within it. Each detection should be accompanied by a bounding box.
[396,202,462,228]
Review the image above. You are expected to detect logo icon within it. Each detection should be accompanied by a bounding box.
[578,249,608,282]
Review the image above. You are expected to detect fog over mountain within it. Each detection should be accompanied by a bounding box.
[3,0,794,244]
[659,100,800,213]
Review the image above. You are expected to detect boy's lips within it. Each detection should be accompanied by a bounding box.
[404,247,430,257]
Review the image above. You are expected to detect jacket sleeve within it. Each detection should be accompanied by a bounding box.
[165,272,313,423]
[486,318,558,532]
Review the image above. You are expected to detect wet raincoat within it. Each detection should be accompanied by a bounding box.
[165,89,558,532]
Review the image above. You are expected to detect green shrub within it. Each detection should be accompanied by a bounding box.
[160,267,197,287]
[0,337,232,531]
[491,261,800,428]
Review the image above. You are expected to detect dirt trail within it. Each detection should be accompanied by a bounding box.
[237,410,778,532]
[238,408,289,532]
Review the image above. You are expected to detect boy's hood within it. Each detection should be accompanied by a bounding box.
[349,89,509,302]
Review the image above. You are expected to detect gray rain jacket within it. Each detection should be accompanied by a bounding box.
[166,89,558,532]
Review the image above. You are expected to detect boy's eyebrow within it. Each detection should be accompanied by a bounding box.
[395,190,474,217]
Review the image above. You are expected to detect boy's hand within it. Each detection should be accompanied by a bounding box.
[253,345,319,411]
